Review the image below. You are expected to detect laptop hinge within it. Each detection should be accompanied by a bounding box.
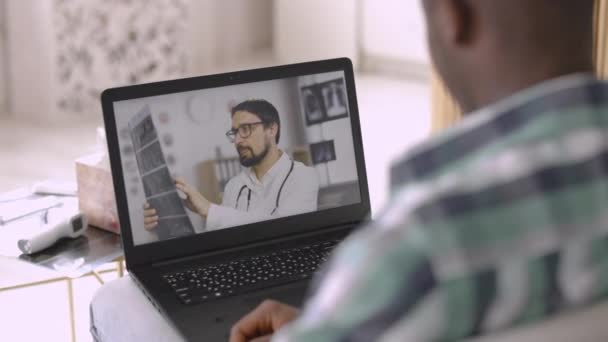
[149,221,358,269]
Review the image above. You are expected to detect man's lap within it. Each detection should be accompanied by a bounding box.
[90,276,185,342]
[91,276,608,342]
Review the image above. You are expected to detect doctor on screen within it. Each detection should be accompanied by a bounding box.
[144,99,319,231]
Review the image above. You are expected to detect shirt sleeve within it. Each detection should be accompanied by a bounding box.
[271,209,439,342]
[206,166,319,230]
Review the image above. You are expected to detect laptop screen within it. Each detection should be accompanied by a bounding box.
[113,70,362,246]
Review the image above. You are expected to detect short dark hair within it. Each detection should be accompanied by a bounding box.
[231,100,281,144]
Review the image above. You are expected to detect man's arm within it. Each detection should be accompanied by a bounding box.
[229,214,436,342]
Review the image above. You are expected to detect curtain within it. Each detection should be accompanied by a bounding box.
[595,0,608,78]
[0,0,6,116]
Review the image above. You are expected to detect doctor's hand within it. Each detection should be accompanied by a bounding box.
[174,177,211,217]
[143,202,158,230]
[229,300,300,342]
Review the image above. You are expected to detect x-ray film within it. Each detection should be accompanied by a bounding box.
[129,105,194,240]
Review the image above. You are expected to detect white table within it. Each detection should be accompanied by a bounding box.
[0,190,124,342]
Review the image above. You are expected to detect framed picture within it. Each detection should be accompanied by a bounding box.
[301,78,349,126]
[310,140,336,165]
[321,79,348,119]
[301,85,325,125]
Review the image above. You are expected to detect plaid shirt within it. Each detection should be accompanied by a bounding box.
[273,74,608,342]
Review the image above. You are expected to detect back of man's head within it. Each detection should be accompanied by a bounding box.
[421,0,595,113]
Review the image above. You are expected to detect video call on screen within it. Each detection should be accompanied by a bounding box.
[114,71,362,246]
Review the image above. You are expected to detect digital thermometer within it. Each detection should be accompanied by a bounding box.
[17,206,88,255]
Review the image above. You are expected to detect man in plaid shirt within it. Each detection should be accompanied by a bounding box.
[230,0,608,341]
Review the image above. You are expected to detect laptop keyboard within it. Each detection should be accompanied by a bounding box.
[162,240,339,305]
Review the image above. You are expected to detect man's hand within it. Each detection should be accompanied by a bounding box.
[174,177,211,217]
[143,202,158,230]
[230,300,300,342]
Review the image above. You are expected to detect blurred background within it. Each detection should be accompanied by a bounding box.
[0,2,606,342]
[0,4,433,338]
[0,0,432,214]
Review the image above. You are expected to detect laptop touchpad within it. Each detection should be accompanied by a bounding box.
[241,282,308,308]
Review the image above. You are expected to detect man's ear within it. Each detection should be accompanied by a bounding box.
[438,0,476,46]
[268,122,278,138]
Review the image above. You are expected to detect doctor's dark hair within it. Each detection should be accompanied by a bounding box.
[231,100,281,144]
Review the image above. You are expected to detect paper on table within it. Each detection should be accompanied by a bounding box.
[0,187,32,202]
[31,179,78,196]
[0,196,62,225]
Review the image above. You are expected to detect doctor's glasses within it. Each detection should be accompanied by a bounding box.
[226,121,265,143]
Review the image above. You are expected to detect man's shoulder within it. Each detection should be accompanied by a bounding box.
[287,159,319,191]
[290,160,319,186]
[291,159,314,172]
[391,76,608,189]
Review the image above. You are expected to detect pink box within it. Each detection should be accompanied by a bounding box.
[76,153,120,234]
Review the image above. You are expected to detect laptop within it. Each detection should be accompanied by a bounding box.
[102,58,370,341]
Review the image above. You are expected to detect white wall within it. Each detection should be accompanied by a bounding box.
[5,0,55,120]
[184,0,219,75]
[362,0,429,64]
[274,0,358,67]
[213,0,273,66]
[186,0,273,73]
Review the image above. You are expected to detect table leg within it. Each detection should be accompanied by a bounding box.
[67,278,76,342]
[91,270,105,285]
[117,259,125,278]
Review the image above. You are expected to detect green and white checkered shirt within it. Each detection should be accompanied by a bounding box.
[273,74,608,341]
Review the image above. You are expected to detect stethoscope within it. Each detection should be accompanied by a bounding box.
[235,159,295,215]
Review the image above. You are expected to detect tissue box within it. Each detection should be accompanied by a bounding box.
[76,153,120,234]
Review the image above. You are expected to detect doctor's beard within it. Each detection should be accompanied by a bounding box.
[238,141,270,167]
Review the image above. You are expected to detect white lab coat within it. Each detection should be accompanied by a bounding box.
[206,151,319,230]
